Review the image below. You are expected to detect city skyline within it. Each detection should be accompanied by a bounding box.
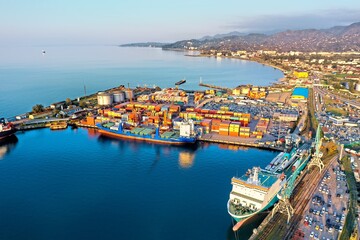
[1,0,359,45]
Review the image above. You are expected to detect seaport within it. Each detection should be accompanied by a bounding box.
[1,45,360,240]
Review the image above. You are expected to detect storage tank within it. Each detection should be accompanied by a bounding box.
[97,92,113,106]
[113,91,125,103]
[355,83,360,92]
[124,89,134,100]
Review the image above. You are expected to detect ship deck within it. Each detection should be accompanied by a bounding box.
[236,172,279,189]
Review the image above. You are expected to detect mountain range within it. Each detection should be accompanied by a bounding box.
[162,22,360,52]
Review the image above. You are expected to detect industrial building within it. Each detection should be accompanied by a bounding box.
[293,70,309,78]
[291,87,309,101]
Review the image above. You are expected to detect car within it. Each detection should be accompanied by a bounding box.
[328,227,333,233]
[305,216,309,221]
[326,189,329,194]
[315,225,319,231]
[333,211,337,217]
[310,231,314,238]
[314,233,319,240]
[339,225,343,231]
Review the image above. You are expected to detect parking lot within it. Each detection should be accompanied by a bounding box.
[298,162,350,239]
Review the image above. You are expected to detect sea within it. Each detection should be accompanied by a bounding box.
[0,46,282,240]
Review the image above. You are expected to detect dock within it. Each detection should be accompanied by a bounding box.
[249,154,339,240]
[199,133,284,151]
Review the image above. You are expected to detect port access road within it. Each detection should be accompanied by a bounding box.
[314,86,360,109]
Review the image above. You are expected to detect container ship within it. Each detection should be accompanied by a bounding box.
[0,118,16,140]
[97,120,197,145]
[227,144,311,223]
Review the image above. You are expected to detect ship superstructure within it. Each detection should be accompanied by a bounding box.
[227,167,285,221]
[0,118,16,140]
[227,142,311,223]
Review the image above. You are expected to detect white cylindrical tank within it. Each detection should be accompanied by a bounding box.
[97,92,113,105]
[124,89,134,100]
[355,83,360,92]
[113,91,125,103]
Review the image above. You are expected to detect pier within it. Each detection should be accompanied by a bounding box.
[199,82,230,91]
[199,133,284,151]
[249,153,339,240]
[15,118,69,131]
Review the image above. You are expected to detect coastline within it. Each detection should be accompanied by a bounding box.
[182,52,287,85]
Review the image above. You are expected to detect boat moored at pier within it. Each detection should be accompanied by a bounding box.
[0,118,16,140]
[227,143,311,224]
[97,120,197,145]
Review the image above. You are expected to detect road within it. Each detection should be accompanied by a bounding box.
[314,86,360,109]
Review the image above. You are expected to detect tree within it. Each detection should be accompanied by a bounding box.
[65,98,72,106]
[79,101,87,108]
[32,104,44,113]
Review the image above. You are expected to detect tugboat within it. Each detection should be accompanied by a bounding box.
[0,118,16,140]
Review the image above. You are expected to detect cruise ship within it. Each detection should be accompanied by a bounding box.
[227,145,311,224]
[0,118,16,140]
[97,120,197,145]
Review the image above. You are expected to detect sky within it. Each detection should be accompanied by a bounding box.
[0,0,359,45]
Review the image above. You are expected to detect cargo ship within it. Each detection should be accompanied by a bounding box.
[227,145,311,223]
[175,79,186,85]
[227,167,286,222]
[264,147,299,173]
[97,120,197,145]
[0,118,16,140]
[264,139,308,173]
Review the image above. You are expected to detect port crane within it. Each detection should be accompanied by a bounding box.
[271,127,322,223]
[307,125,324,172]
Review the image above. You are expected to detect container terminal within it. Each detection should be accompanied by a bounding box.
[8,82,304,151]
[3,78,359,240]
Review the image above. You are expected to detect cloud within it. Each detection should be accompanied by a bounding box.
[227,9,360,33]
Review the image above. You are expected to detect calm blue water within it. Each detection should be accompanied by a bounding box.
[0,46,282,239]
[0,128,278,240]
[0,46,283,117]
